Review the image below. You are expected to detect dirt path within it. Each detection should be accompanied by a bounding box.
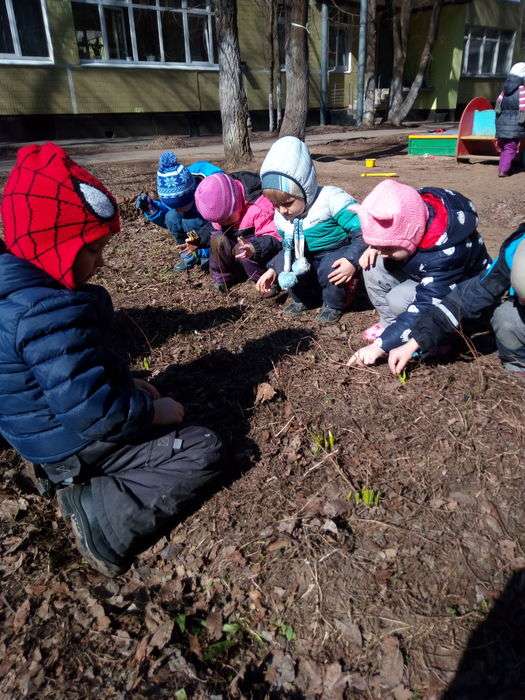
[1,133,524,698]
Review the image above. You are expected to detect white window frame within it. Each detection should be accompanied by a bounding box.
[72,0,217,70]
[0,0,54,64]
[462,25,516,78]
[328,10,354,74]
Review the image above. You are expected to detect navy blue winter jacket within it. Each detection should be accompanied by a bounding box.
[0,251,153,465]
[495,75,525,140]
[378,188,490,353]
[411,224,525,352]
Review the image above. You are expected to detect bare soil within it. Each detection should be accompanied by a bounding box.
[1,134,524,699]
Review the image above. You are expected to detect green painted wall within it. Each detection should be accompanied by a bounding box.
[0,0,278,117]
[457,0,524,107]
[405,4,467,112]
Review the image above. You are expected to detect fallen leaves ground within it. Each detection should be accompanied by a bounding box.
[1,134,525,698]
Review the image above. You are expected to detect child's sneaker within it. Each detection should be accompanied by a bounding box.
[317,305,342,325]
[283,300,308,316]
[174,250,198,272]
[362,322,384,343]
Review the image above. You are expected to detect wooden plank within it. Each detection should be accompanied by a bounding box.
[457,155,500,162]
[460,135,495,141]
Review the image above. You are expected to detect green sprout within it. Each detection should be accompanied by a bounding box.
[311,429,336,454]
[397,369,408,385]
[348,487,381,508]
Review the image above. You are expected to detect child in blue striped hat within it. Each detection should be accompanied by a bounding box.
[135,151,221,272]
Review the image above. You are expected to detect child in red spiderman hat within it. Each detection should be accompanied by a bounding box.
[0,143,222,576]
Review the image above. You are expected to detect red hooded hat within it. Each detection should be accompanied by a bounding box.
[1,142,120,289]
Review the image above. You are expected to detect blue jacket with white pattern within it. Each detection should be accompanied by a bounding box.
[378,188,490,353]
[411,224,525,352]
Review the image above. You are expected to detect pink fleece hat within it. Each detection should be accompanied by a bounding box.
[194,173,245,225]
[349,180,429,255]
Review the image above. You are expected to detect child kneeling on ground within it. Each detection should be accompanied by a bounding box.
[194,171,281,292]
[388,225,525,378]
[135,151,221,272]
[348,180,490,366]
[0,143,223,577]
[256,136,365,325]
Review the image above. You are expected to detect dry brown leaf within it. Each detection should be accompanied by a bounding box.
[205,609,223,641]
[133,635,150,666]
[380,635,405,689]
[149,620,174,650]
[12,599,30,633]
[255,382,276,404]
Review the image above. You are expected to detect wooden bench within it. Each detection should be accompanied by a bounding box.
[456,96,525,163]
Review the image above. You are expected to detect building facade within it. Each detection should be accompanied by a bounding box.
[0,0,523,141]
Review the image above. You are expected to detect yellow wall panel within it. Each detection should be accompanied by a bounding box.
[72,68,202,114]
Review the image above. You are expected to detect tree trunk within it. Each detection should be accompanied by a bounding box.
[387,0,412,122]
[362,0,377,127]
[214,0,253,166]
[390,0,443,125]
[279,0,309,140]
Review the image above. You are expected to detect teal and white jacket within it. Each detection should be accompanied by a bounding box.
[260,136,365,265]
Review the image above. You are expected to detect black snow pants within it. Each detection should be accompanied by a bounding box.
[40,425,223,557]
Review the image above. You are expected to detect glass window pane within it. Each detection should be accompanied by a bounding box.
[497,32,514,75]
[13,0,48,57]
[104,6,132,60]
[160,1,182,7]
[161,10,185,62]
[0,0,14,54]
[134,8,160,61]
[188,13,209,62]
[466,35,482,75]
[72,2,104,60]
[482,37,497,75]
[187,0,208,8]
[133,0,156,5]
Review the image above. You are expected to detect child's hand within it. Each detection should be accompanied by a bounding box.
[388,338,420,375]
[256,268,277,295]
[348,342,386,367]
[153,397,185,425]
[177,242,199,255]
[359,247,379,270]
[135,193,154,213]
[328,258,356,286]
[233,239,255,260]
[134,378,161,400]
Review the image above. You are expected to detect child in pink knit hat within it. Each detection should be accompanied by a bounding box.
[348,179,490,367]
[195,172,280,292]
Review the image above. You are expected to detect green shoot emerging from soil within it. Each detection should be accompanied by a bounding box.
[348,487,381,508]
[397,369,408,385]
[311,429,336,454]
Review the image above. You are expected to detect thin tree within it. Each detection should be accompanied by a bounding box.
[362,0,378,127]
[387,0,443,126]
[214,0,253,165]
[279,0,309,140]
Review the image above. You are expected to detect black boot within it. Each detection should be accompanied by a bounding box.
[58,484,128,577]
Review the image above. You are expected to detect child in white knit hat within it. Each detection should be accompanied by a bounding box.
[257,136,365,325]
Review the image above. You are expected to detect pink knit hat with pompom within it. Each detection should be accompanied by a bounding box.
[349,179,429,255]
[195,173,245,225]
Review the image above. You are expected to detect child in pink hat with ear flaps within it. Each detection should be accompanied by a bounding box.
[348,179,490,367]
[194,172,281,292]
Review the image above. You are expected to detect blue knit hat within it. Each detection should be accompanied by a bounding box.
[157,151,196,208]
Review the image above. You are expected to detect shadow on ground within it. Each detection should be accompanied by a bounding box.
[444,569,525,699]
[311,141,407,163]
